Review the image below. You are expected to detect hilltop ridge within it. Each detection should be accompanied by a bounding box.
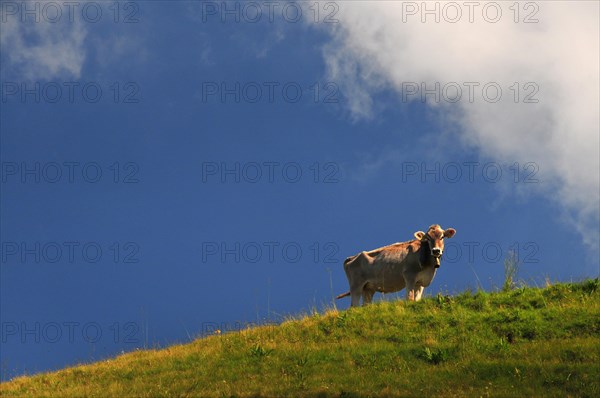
[2,280,599,397]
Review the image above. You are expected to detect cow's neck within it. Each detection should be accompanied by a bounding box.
[418,240,438,268]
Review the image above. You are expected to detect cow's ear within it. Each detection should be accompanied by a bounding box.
[414,231,426,241]
[444,228,456,238]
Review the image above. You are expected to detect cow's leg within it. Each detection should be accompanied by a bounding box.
[349,282,363,307]
[414,286,425,301]
[350,290,361,307]
[405,279,416,302]
[362,289,375,306]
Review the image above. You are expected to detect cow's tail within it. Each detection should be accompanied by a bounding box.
[335,291,350,300]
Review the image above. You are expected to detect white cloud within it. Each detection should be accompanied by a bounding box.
[312,1,600,255]
[1,14,87,81]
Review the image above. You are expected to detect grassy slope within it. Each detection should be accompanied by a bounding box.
[2,280,599,398]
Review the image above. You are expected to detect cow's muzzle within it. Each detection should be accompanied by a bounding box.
[431,248,442,267]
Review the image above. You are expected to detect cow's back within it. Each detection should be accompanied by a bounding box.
[359,241,419,293]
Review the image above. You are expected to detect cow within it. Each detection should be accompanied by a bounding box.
[336,225,456,306]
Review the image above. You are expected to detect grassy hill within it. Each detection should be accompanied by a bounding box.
[2,280,599,397]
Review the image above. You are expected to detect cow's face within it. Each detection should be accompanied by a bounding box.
[414,225,456,267]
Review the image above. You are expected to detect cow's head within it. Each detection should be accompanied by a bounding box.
[414,225,456,267]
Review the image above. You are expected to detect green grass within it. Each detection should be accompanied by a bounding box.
[2,280,599,397]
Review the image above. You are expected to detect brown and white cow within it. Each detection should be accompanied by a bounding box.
[336,225,456,306]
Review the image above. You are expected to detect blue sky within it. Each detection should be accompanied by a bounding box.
[1,1,599,381]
